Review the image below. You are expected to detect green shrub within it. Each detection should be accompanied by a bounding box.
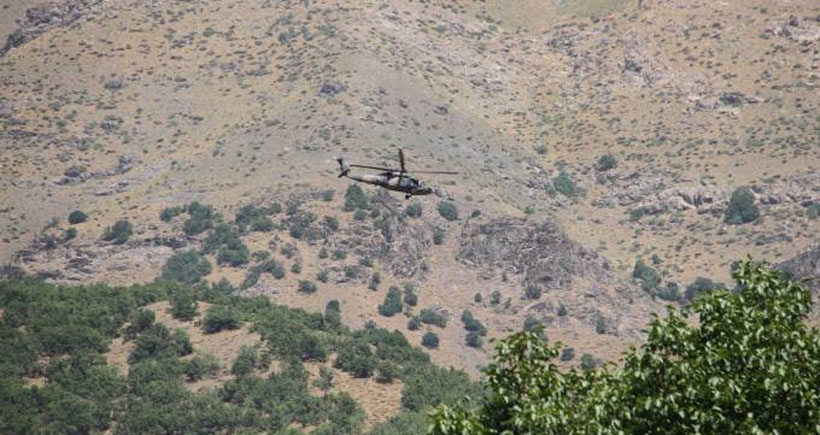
[465,331,483,348]
[334,341,375,378]
[170,287,197,320]
[344,184,368,211]
[596,154,617,171]
[490,290,501,305]
[432,227,445,245]
[64,227,77,241]
[298,280,317,294]
[632,259,660,293]
[68,210,88,224]
[406,202,422,217]
[317,269,329,283]
[376,361,400,384]
[421,332,439,349]
[161,250,212,285]
[324,215,339,231]
[552,172,578,197]
[462,310,487,336]
[595,317,607,334]
[321,189,335,202]
[419,308,447,328]
[560,347,575,361]
[407,317,422,331]
[685,276,723,302]
[557,304,568,316]
[183,202,215,235]
[437,201,458,221]
[232,345,259,376]
[159,206,183,222]
[525,284,542,300]
[579,353,597,370]
[102,219,132,244]
[202,305,243,333]
[378,287,404,317]
[725,186,760,224]
[186,353,220,381]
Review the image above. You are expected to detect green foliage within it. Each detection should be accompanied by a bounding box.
[202,305,243,333]
[436,201,459,221]
[431,260,820,434]
[129,324,192,364]
[298,280,318,294]
[377,361,401,384]
[235,204,273,232]
[379,286,404,317]
[422,332,439,349]
[632,258,660,293]
[161,250,212,285]
[596,154,617,171]
[186,353,220,381]
[461,309,487,336]
[552,171,578,197]
[353,209,368,221]
[685,276,723,302]
[324,215,340,231]
[419,308,447,328]
[344,184,368,211]
[432,227,445,245]
[465,331,483,348]
[68,210,88,224]
[170,286,197,320]
[203,224,250,267]
[403,286,418,307]
[334,341,376,378]
[407,317,421,331]
[405,202,422,217]
[560,347,575,361]
[232,345,260,376]
[489,290,501,305]
[524,284,542,300]
[159,206,183,222]
[102,219,132,244]
[557,304,568,316]
[401,365,479,412]
[522,316,542,333]
[183,202,216,235]
[725,186,760,224]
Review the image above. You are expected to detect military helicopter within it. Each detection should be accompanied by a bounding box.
[336,149,457,199]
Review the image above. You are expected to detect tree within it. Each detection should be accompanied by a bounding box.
[170,287,197,321]
[422,332,439,349]
[596,154,617,171]
[437,201,459,221]
[344,184,368,211]
[201,305,243,333]
[431,260,820,434]
[725,186,760,224]
[378,287,403,317]
[102,219,132,244]
[552,171,578,197]
[632,258,660,293]
[68,210,88,224]
[298,280,317,294]
[161,250,212,285]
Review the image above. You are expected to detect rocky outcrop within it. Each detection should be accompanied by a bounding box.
[1,1,101,57]
[457,217,614,290]
[778,245,820,292]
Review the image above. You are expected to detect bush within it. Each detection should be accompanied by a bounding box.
[68,210,88,224]
[186,353,220,381]
[102,219,132,244]
[298,280,317,294]
[552,172,578,197]
[344,184,368,211]
[685,276,723,302]
[419,308,447,328]
[596,154,617,171]
[557,304,568,316]
[159,206,183,222]
[421,332,439,349]
[161,250,212,285]
[407,317,421,331]
[524,285,542,300]
[595,317,607,334]
[462,310,487,336]
[432,260,820,435]
[334,342,375,378]
[368,272,380,290]
[579,353,597,370]
[170,287,197,321]
[465,331,483,348]
[632,259,660,293]
[560,347,575,361]
[522,316,542,333]
[437,201,458,221]
[490,290,501,305]
[378,287,404,317]
[202,305,243,333]
[403,285,418,306]
[232,345,259,376]
[321,189,335,202]
[64,227,77,241]
[183,202,215,235]
[376,361,400,384]
[725,186,760,224]
[405,202,422,217]
[324,216,339,231]
[432,227,445,245]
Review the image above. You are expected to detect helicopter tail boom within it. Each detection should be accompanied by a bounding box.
[336,156,350,177]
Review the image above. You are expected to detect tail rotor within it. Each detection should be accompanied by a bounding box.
[336,156,350,177]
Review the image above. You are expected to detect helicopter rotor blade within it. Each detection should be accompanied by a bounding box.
[411,170,459,175]
[399,149,406,173]
[349,164,399,172]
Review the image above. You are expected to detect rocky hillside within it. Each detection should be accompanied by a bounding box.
[1,0,819,372]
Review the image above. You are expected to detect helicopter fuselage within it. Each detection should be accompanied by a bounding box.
[346,171,433,197]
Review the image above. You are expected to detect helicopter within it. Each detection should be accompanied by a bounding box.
[336,149,457,199]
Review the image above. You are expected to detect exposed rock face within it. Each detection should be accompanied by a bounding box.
[457,217,614,290]
[1,1,100,57]
[778,245,820,292]
[457,217,656,338]
[636,185,725,215]
[368,193,430,278]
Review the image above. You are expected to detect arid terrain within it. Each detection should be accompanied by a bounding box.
[2,0,819,411]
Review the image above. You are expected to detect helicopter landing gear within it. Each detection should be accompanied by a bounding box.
[405,194,412,200]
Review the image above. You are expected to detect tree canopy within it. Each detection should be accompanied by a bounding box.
[431,260,820,434]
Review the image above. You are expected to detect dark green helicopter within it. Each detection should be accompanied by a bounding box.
[336,149,457,199]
